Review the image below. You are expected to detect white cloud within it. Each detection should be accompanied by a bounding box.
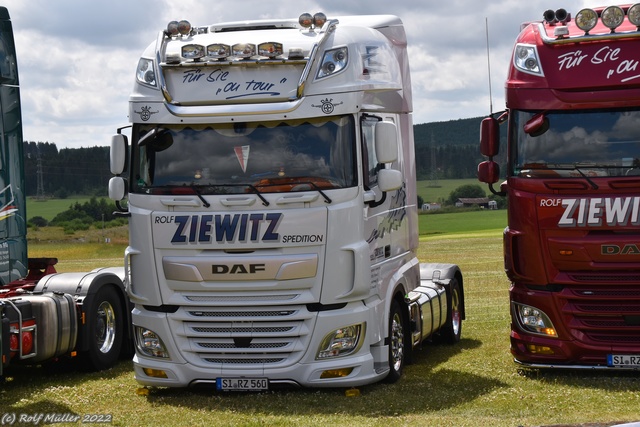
[0,0,631,147]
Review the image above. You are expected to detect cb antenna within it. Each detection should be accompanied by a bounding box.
[485,17,493,115]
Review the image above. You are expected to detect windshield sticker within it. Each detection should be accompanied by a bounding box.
[234,145,250,172]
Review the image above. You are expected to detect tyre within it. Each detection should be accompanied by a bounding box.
[385,299,406,383]
[82,286,123,371]
[440,278,462,344]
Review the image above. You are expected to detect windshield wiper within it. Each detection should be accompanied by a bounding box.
[307,182,332,203]
[574,167,599,189]
[244,184,270,206]
[519,163,599,189]
[191,184,211,208]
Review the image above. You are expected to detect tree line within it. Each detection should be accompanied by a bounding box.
[22,117,506,197]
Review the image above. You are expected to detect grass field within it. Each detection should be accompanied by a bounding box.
[2,214,639,427]
[8,187,639,426]
[417,178,488,204]
[27,196,98,221]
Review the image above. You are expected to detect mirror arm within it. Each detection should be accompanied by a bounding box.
[366,191,387,208]
[488,182,506,197]
[113,200,131,216]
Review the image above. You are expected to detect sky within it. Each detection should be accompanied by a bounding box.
[1,0,629,149]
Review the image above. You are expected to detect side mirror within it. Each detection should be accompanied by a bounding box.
[378,169,402,192]
[374,121,398,163]
[523,113,549,136]
[108,177,126,201]
[480,117,499,157]
[477,160,500,184]
[110,134,128,175]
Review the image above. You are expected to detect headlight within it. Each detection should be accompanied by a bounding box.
[182,44,205,60]
[628,4,640,27]
[575,8,598,33]
[601,5,625,31]
[513,303,557,337]
[513,44,543,76]
[316,323,365,359]
[317,47,348,79]
[135,327,170,358]
[136,58,156,87]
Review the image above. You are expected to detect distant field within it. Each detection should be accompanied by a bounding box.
[417,178,488,204]
[419,209,506,236]
[26,179,488,222]
[26,196,98,221]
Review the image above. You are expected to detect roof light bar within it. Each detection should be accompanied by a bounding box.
[232,43,256,59]
[207,44,231,60]
[258,42,283,59]
[630,3,640,27]
[177,20,191,35]
[299,12,328,30]
[543,9,570,25]
[299,13,313,28]
[166,19,192,37]
[313,13,327,27]
[601,5,625,31]
[575,8,598,33]
[182,44,205,60]
[572,4,640,35]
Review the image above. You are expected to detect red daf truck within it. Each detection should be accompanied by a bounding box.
[479,4,640,369]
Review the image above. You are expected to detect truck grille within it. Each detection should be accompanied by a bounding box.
[169,304,315,368]
[558,286,640,345]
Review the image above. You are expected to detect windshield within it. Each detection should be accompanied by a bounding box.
[132,116,356,195]
[511,109,640,178]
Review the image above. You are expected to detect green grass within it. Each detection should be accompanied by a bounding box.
[417,178,488,204]
[26,196,98,221]
[4,188,638,426]
[2,222,640,426]
[419,209,506,236]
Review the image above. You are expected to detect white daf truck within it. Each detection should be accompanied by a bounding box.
[109,12,465,389]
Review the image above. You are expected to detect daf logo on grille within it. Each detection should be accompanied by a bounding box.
[212,264,266,274]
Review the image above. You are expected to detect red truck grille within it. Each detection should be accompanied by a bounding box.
[570,274,640,283]
[558,285,640,345]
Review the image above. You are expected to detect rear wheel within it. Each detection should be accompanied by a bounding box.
[385,300,405,383]
[82,286,123,371]
[441,278,462,344]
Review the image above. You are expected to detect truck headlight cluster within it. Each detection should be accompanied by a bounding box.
[514,44,543,76]
[317,47,348,79]
[136,58,156,87]
[135,327,170,358]
[316,323,365,359]
[513,303,557,337]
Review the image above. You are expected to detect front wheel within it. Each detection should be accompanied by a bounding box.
[440,278,462,344]
[82,286,123,371]
[385,300,406,383]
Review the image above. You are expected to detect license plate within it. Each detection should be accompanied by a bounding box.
[216,378,268,391]
[607,354,640,367]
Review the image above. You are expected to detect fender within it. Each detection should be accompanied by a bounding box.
[379,257,420,344]
[34,267,131,353]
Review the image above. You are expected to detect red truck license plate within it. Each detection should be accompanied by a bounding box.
[607,354,640,367]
